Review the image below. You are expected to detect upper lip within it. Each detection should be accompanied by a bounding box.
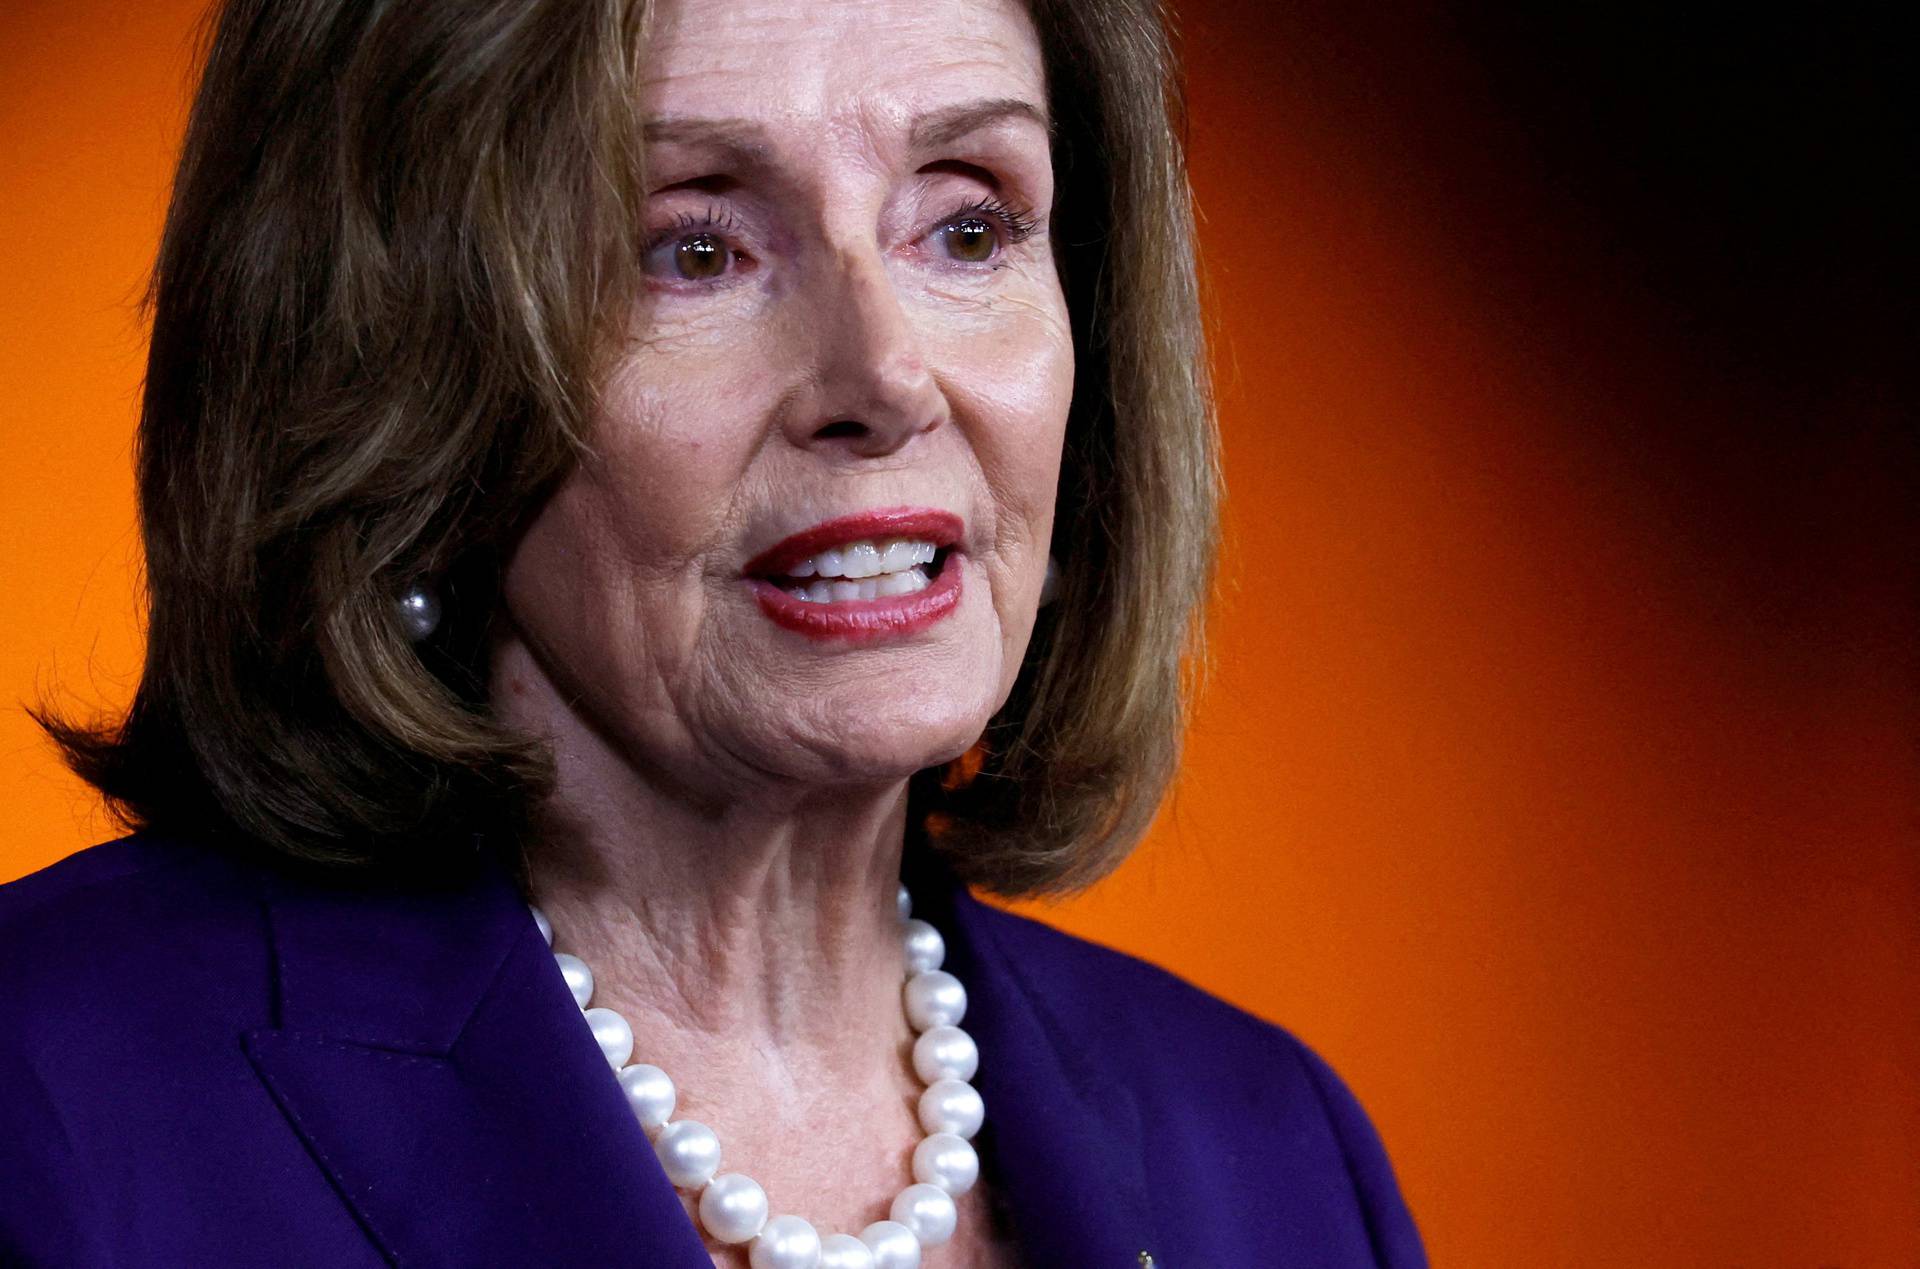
[742,507,965,578]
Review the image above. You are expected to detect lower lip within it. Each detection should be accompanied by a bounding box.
[746,556,964,643]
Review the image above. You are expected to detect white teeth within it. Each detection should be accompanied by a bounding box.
[782,537,941,581]
[877,568,927,597]
[765,531,944,605]
[842,541,883,578]
[878,539,918,572]
[783,566,931,604]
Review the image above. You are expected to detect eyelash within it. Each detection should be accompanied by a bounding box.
[655,206,741,243]
[945,196,1041,248]
[640,197,1041,283]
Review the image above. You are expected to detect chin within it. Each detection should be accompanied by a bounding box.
[786,676,997,786]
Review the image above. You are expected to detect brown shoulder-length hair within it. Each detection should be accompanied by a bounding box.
[41,0,1217,899]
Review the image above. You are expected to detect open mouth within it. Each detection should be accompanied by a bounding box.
[759,537,953,603]
[740,508,966,640]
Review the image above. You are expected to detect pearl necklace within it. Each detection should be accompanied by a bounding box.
[528,885,983,1269]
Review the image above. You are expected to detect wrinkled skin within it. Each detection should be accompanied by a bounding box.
[489,0,1069,1263]
[495,0,1071,804]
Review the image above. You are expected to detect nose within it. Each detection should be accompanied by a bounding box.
[784,244,947,457]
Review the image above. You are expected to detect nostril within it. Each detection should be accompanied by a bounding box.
[813,419,868,440]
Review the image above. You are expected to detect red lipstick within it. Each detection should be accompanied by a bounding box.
[742,507,965,643]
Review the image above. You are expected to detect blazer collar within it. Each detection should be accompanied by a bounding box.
[243,852,707,1267]
[243,850,1158,1268]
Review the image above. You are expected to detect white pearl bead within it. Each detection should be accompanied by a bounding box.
[528,886,982,1269]
[911,1025,978,1084]
[750,1214,822,1269]
[653,1119,721,1188]
[890,1183,957,1247]
[901,919,945,974]
[698,1173,769,1244]
[858,1220,921,1269]
[911,1132,979,1195]
[553,952,594,1008]
[903,970,966,1031]
[818,1232,877,1269]
[397,585,441,640]
[583,1006,633,1067]
[916,1078,984,1139]
[618,1063,676,1134]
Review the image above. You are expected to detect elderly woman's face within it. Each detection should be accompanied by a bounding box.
[494,0,1071,792]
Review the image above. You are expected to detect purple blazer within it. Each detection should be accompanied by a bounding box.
[0,832,1426,1267]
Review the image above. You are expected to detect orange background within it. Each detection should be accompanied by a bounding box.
[3,1,1914,1263]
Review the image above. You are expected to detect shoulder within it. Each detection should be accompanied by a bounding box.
[964,894,1341,1082]
[2,830,230,915]
[0,832,274,1060]
[966,896,1286,1041]
[0,834,281,1236]
[0,831,268,977]
[963,897,1429,1267]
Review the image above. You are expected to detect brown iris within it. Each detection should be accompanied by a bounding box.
[674,234,727,280]
[943,218,996,263]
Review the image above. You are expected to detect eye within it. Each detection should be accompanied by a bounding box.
[940,217,998,264]
[931,197,1040,266]
[643,209,747,284]
[666,233,730,280]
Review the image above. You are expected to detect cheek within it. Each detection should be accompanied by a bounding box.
[495,435,728,719]
[582,358,768,564]
[501,380,760,658]
[979,312,1074,444]
[496,475,619,702]
[929,291,1074,523]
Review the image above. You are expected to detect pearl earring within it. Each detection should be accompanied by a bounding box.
[1039,554,1060,607]
[396,583,441,642]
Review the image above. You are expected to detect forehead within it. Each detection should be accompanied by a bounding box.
[641,0,1048,145]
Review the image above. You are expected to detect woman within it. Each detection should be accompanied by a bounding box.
[0,0,1426,1264]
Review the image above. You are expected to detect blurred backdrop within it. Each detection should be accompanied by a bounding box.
[3,0,1914,1262]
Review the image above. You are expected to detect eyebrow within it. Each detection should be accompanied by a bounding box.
[908,97,1053,150]
[641,116,770,165]
[641,96,1052,164]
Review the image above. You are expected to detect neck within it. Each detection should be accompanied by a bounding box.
[529,770,912,1046]
[498,652,916,1066]
[492,638,985,1247]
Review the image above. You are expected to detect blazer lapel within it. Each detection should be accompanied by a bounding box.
[241,855,708,1268]
[932,874,1165,1268]
[241,849,1159,1268]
